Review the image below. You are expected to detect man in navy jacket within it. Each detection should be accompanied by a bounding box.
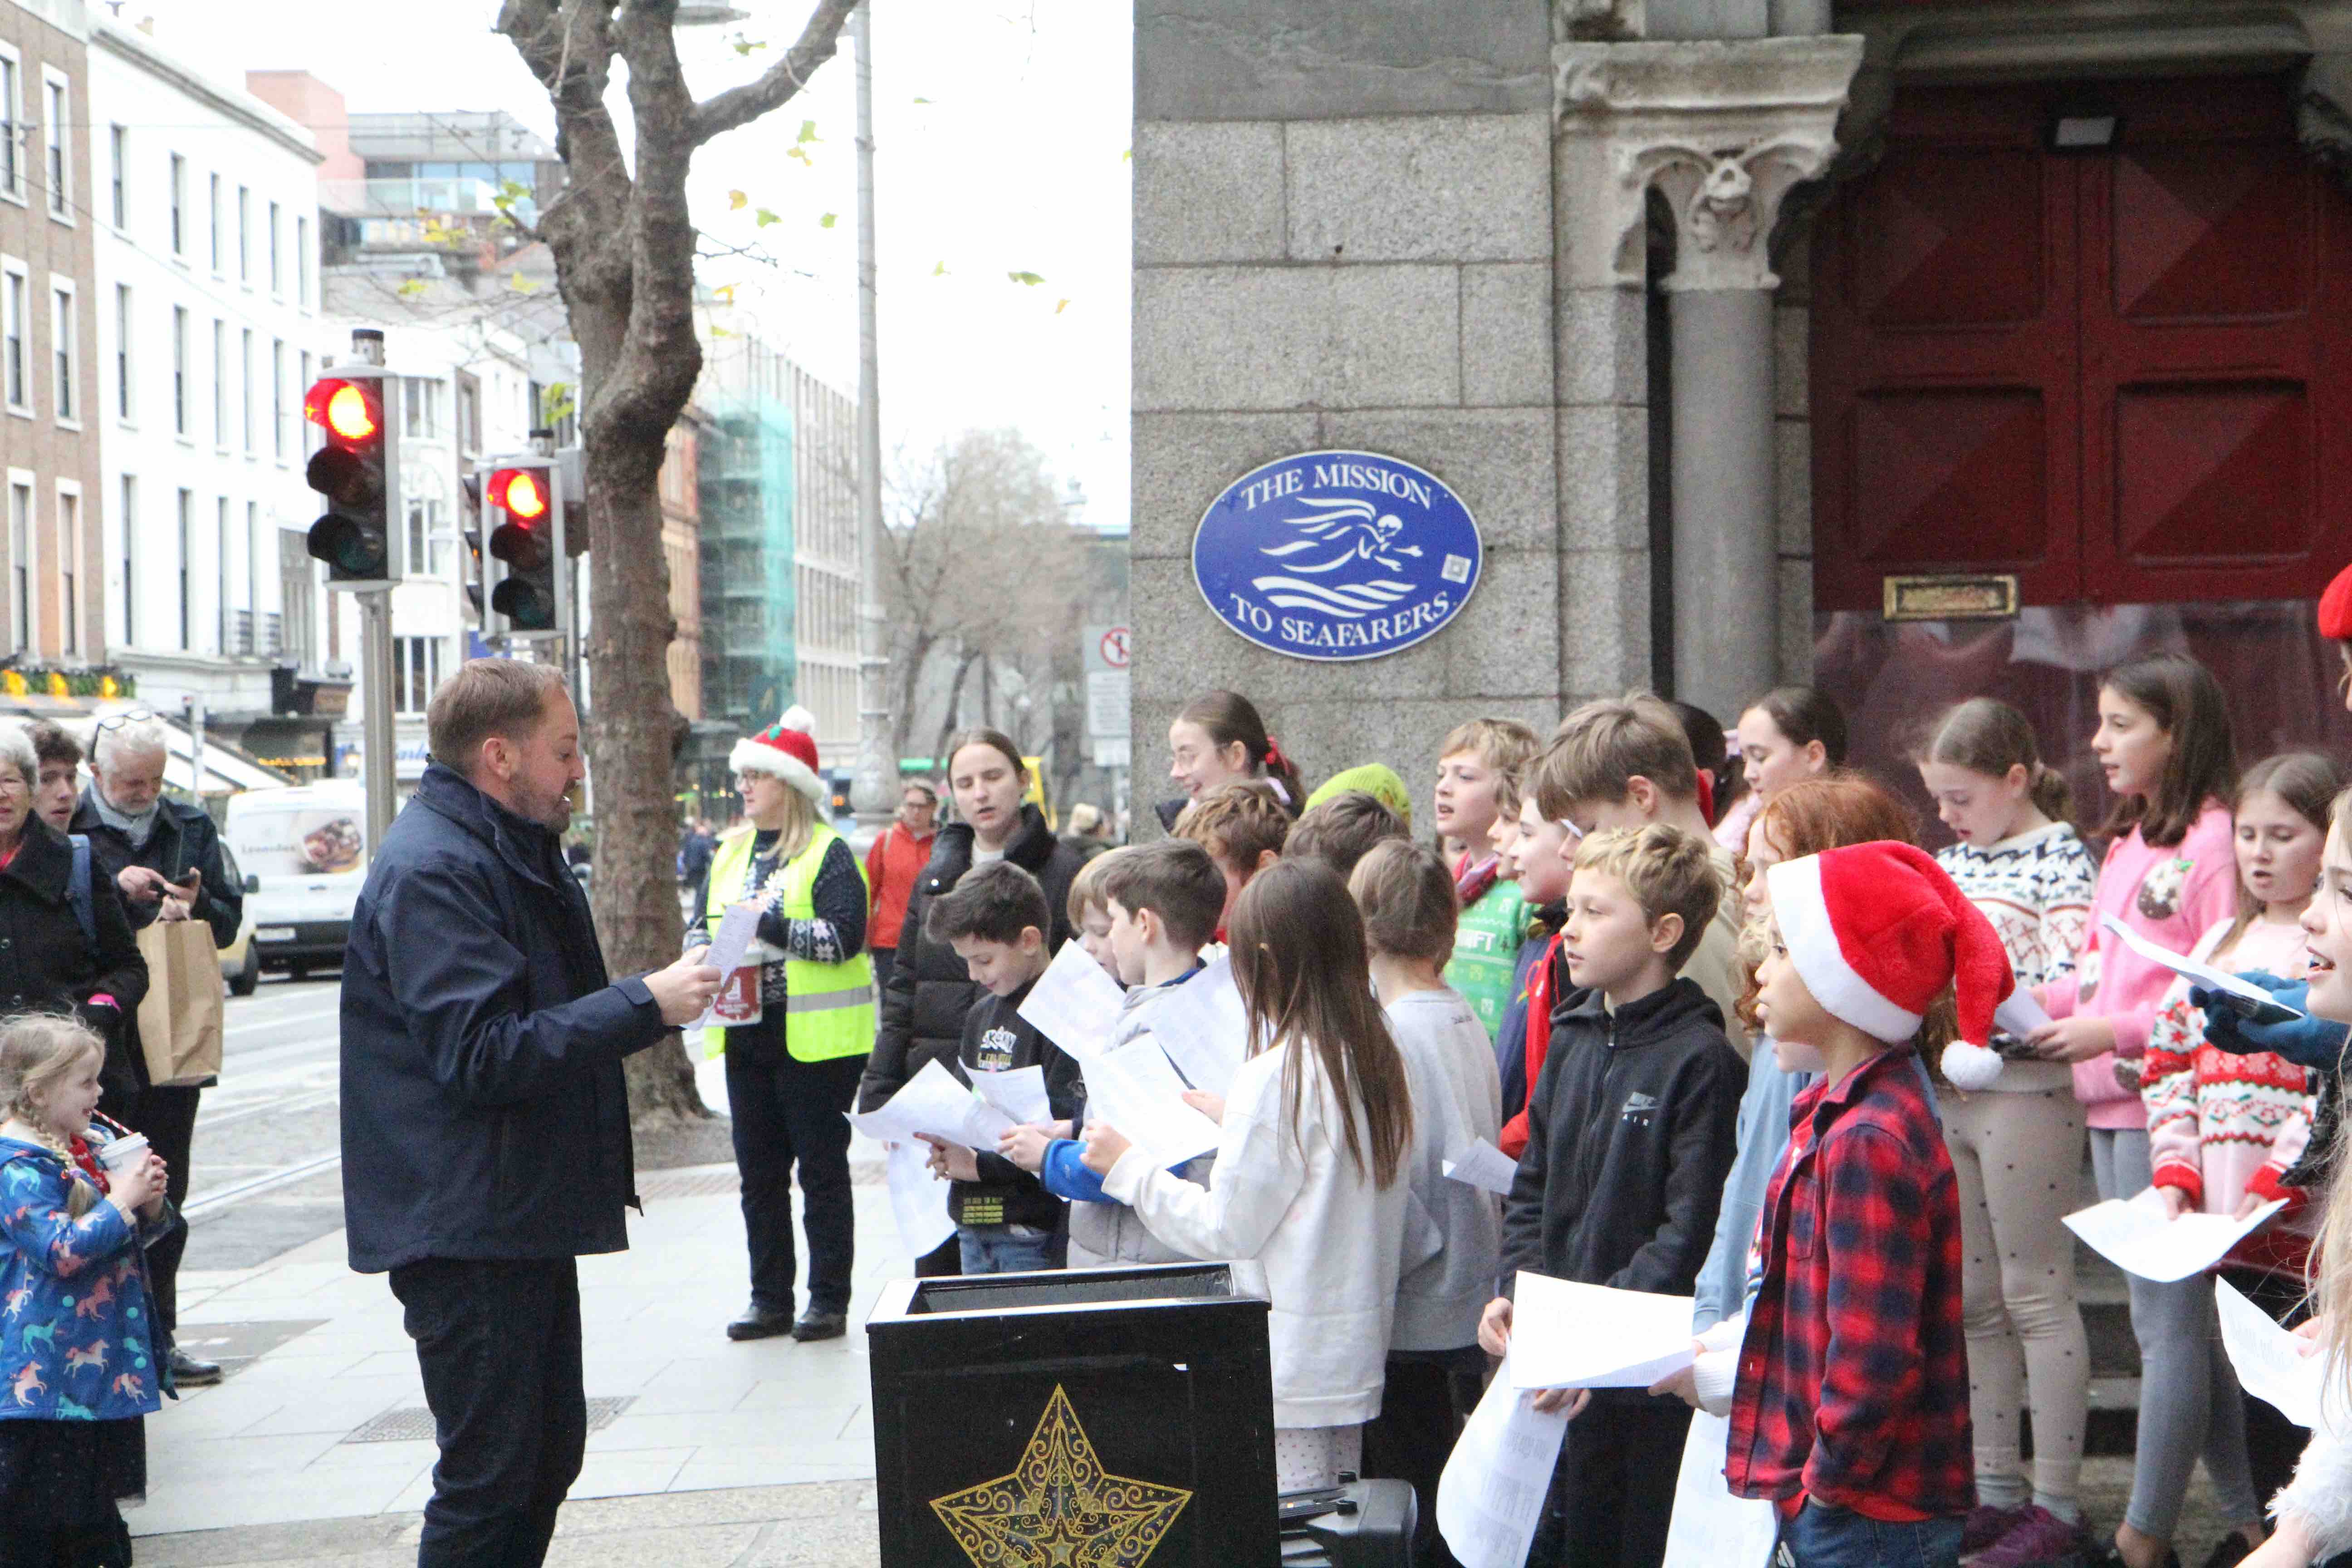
[341,660,719,1568]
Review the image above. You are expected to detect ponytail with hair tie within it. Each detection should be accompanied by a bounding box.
[1262,736,1294,806]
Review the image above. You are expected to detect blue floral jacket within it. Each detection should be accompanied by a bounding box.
[0,1123,167,1421]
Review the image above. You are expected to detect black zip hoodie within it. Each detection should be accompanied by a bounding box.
[1502,975,1744,1302]
[947,978,1084,1231]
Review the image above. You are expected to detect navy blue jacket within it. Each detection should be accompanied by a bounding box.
[340,763,666,1273]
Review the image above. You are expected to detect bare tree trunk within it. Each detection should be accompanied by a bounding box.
[586,429,707,1127]
[498,0,858,1130]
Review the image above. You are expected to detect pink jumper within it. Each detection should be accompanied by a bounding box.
[2036,802,2237,1132]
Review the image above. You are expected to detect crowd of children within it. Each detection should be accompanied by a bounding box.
[848,644,2352,1568]
[26,638,2352,1563]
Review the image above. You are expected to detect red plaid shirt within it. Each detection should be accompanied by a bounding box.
[1725,1048,1974,1521]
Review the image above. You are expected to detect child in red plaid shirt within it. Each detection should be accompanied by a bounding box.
[1662,842,1999,1568]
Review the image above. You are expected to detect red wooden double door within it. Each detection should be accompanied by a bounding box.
[1810,76,2352,612]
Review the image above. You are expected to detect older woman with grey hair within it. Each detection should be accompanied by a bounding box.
[0,719,147,1085]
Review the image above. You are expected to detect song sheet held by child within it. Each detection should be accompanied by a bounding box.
[885,1139,956,1259]
[1437,1343,1573,1568]
[1016,940,1126,1062]
[970,1064,1050,1125]
[1506,1272,1698,1391]
[843,1058,1016,1152]
[1442,1138,1519,1197]
[1662,1410,1779,1568]
[2216,1278,2328,1431]
[1143,956,1249,1098]
[1082,1041,1222,1168]
[2062,1188,2289,1284]
[2098,915,2308,1019]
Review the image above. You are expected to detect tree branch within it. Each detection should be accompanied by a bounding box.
[689,0,860,147]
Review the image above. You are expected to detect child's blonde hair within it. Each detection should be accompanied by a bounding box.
[1065,846,1127,930]
[0,1014,105,1127]
[2310,788,2352,1406]
[1571,824,1720,970]
[1440,717,1541,779]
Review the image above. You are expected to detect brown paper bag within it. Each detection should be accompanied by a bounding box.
[135,921,225,1087]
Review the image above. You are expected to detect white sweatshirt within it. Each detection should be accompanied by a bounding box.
[1102,1039,1430,1426]
[1385,988,1504,1352]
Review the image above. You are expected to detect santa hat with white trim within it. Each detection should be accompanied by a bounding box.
[730,705,827,807]
[1764,840,2016,1092]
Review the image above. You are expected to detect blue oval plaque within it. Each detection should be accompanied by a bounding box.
[1192,450,1482,662]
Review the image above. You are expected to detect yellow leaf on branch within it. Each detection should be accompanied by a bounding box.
[729,190,748,211]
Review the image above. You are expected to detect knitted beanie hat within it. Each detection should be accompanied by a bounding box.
[1764,840,2016,1092]
[1303,764,1414,832]
[730,706,826,807]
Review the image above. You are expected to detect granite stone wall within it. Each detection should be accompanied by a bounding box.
[1130,0,1654,826]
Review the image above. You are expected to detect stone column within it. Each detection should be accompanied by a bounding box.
[1554,36,1861,719]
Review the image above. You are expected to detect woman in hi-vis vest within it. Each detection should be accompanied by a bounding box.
[687,707,875,1344]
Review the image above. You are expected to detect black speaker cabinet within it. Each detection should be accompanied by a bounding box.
[865,1262,1280,1567]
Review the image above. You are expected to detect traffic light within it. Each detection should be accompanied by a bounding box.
[302,369,403,587]
[483,456,568,639]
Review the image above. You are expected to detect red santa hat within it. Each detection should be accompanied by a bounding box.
[1763,840,2016,1092]
[730,706,826,806]
[2320,562,2352,641]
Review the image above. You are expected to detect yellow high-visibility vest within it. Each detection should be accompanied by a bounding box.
[701,821,874,1062]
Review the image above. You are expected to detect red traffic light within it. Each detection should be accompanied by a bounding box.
[304,377,381,446]
[490,468,549,522]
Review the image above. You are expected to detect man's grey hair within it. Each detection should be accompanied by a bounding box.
[0,722,39,794]
[91,715,171,772]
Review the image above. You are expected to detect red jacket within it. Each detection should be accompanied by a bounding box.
[864,823,935,951]
[1496,934,1563,1159]
[1726,1048,1973,1522]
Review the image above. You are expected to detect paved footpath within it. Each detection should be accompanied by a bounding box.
[132,1138,909,1566]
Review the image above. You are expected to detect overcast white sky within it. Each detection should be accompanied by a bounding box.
[138,0,1134,526]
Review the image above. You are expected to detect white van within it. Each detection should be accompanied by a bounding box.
[225,781,369,980]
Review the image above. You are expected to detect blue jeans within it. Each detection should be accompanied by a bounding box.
[1777,1503,1962,1568]
[958,1226,1067,1275]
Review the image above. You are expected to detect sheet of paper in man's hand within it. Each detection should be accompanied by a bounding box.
[1443,1138,1519,1196]
[1438,1342,1573,1568]
[1508,1272,1697,1391]
[690,900,763,1027]
[1017,940,1126,1061]
[2099,915,2305,1021]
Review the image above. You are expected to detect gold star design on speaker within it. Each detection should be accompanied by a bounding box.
[930,1385,1193,1568]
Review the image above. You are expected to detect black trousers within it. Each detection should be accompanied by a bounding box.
[390,1256,585,1568]
[869,946,897,998]
[1361,1346,1488,1568]
[726,1049,864,1314]
[95,1081,198,1334]
[1528,1396,1693,1568]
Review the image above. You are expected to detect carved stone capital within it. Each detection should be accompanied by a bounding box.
[2302,53,2352,196]
[1555,35,1864,291]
